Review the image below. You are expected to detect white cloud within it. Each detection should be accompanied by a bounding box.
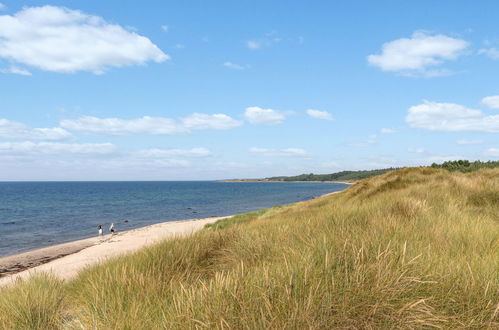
[181,113,243,130]
[380,128,396,134]
[84,157,192,169]
[249,147,308,157]
[161,25,169,32]
[0,3,5,11]
[0,6,169,74]
[136,147,212,158]
[406,101,499,132]
[60,113,242,135]
[456,139,483,145]
[306,109,334,120]
[173,44,185,49]
[223,61,247,70]
[478,48,499,60]
[244,107,286,125]
[61,116,184,135]
[1,66,32,75]
[0,141,116,154]
[367,31,469,76]
[484,148,499,157]
[481,95,499,109]
[0,118,72,140]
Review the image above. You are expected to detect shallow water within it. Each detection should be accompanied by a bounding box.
[0,181,348,256]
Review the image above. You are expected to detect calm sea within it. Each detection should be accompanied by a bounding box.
[0,181,348,257]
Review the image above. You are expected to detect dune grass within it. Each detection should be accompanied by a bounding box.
[0,167,498,329]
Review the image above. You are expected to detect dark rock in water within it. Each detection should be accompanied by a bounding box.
[187,207,193,210]
[192,211,197,213]
[124,220,129,223]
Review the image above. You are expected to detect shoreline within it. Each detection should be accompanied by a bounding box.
[0,216,228,286]
[0,186,352,286]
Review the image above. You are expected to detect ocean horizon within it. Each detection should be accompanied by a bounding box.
[0,181,348,257]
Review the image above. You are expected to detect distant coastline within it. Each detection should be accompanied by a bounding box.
[220,179,355,184]
[220,168,397,183]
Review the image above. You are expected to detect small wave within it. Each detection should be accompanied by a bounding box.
[1,221,16,225]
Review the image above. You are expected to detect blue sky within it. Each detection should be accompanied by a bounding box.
[0,1,498,180]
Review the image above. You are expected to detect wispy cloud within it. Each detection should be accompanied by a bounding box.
[484,148,499,157]
[478,47,499,60]
[348,134,377,147]
[380,128,396,134]
[0,118,72,140]
[246,31,282,50]
[244,107,287,125]
[135,147,212,158]
[60,113,243,135]
[0,66,31,76]
[249,147,308,157]
[456,139,483,145]
[306,109,334,120]
[0,6,168,74]
[408,147,427,154]
[223,61,249,70]
[0,141,116,155]
[161,24,169,32]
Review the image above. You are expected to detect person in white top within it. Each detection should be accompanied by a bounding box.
[109,223,115,235]
[98,224,103,236]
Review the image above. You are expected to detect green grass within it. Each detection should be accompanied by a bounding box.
[204,206,283,230]
[1,167,498,329]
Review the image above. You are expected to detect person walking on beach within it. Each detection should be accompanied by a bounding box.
[109,223,115,235]
[98,224,103,236]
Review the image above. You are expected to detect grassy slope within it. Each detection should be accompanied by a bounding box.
[1,168,498,329]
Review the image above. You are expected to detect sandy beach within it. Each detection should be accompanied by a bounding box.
[0,216,227,286]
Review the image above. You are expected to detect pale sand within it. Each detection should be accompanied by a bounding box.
[0,216,227,286]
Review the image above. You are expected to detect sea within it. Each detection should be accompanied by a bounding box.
[0,181,348,257]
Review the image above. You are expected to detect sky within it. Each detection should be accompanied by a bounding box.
[0,0,498,180]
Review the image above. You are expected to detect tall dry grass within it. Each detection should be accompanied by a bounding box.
[0,168,497,329]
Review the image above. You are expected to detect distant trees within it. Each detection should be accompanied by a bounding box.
[266,168,397,182]
[266,160,499,182]
[431,160,499,172]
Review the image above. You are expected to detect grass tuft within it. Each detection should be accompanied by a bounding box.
[0,274,65,330]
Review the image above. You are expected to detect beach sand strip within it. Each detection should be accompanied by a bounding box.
[0,216,227,286]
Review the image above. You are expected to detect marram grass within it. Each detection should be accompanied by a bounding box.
[0,168,498,329]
